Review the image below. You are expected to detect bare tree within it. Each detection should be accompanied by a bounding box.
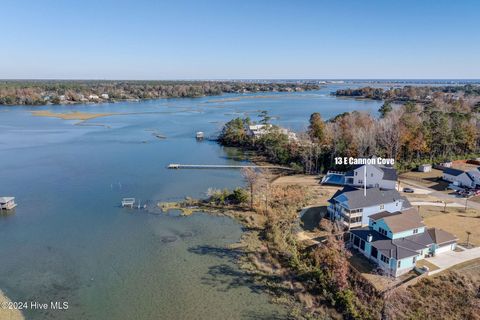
[241,167,260,210]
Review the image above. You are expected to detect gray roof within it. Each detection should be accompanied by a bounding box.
[329,186,410,210]
[444,168,466,176]
[351,227,431,260]
[350,228,421,260]
[427,228,458,245]
[345,164,397,181]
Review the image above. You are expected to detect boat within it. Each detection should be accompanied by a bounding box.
[196,131,204,140]
[0,197,17,210]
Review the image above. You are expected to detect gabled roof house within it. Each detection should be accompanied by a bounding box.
[349,208,457,277]
[327,186,411,229]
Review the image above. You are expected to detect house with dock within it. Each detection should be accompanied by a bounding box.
[328,186,411,229]
[0,197,17,210]
[349,208,457,277]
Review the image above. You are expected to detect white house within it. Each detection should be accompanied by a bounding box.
[345,164,398,190]
[247,124,272,138]
[101,93,109,99]
[0,197,17,210]
[418,164,432,172]
[442,168,476,188]
[328,186,411,229]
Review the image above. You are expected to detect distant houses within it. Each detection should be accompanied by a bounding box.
[418,164,432,172]
[442,168,479,188]
[328,186,410,229]
[349,208,457,277]
[247,124,298,141]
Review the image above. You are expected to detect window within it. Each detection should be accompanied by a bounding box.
[397,260,401,268]
[358,180,363,184]
[381,254,389,264]
[372,221,376,225]
[371,246,378,259]
[353,236,360,247]
[395,202,399,206]
[413,229,418,234]
[354,172,358,176]
[379,228,388,236]
[380,204,385,210]
[412,256,417,264]
[360,239,365,251]
[370,173,373,177]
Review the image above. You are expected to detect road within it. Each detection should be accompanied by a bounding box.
[427,246,480,274]
[400,178,480,211]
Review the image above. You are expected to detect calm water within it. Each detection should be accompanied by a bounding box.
[0,86,381,319]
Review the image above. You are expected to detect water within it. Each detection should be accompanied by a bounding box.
[0,86,382,319]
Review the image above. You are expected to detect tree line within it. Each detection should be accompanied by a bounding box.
[219,95,480,172]
[0,80,320,105]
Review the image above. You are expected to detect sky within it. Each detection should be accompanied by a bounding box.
[0,0,479,79]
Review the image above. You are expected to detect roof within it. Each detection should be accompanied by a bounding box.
[329,186,409,210]
[345,164,398,181]
[350,228,421,260]
[427,228,458,245]
[370,208,425,233]
[444,168,466,177]
[0,197,15,203]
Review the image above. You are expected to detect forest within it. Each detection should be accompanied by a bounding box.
[335,84,480,103]
[0,80,320,105]
[219,86,480,171]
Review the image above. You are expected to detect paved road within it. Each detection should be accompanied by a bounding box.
[427,246,480,272]
[400,178,480,211]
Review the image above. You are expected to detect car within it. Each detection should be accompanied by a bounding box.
[403,187,414,193]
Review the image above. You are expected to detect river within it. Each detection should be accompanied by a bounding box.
[0,85,382,319]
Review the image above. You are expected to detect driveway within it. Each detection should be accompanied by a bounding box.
[426,246,480,271]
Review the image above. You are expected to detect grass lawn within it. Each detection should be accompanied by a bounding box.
[416,259,440,272]
[399,169,444,188]
[420,206,480,246]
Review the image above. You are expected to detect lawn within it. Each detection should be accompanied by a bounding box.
[399,169,444,189]
[420,206,480,246]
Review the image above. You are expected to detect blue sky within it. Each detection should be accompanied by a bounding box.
[1,0,479,79]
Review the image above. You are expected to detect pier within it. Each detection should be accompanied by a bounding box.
[167,164,294,170]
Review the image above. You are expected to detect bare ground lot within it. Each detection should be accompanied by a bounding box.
[420,206,480,246]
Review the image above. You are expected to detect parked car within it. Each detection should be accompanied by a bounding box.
[403,187,414,193]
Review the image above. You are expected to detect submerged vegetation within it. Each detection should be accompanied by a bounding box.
[0,80,319,105]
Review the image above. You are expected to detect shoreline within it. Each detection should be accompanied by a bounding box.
[0,289,24,320]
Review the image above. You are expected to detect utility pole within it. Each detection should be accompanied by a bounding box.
[364,165,367,197]
[466,231,472,248]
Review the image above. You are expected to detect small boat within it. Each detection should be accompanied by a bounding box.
[196,131,204,140]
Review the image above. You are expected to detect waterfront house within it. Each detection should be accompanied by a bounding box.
[247,124,272,138]
[442,168,477,188]
[0,197,17,210]
[345,164,398,190]
[349,208,457,277]
[327,186,411,229]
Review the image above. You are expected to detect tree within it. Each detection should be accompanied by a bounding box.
[258,110,271,125]
[378,101,393,118]
[308,112,326,144]
[241,167,260,210]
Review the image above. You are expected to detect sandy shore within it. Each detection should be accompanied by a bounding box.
[0,290,24,320]
[31,110,116,120]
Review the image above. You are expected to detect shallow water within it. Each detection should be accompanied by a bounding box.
[0,86,382,319]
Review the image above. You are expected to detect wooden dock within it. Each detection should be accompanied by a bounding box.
[167,164,294,170]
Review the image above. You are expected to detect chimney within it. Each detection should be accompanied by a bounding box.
[367,234,373,242]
